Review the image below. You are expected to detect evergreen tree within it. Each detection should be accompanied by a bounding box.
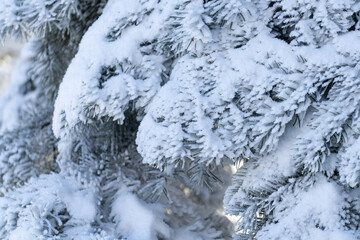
[0,0,359,239]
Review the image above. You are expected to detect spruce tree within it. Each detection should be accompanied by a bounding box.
[0,0,359,240]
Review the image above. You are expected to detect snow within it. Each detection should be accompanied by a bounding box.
[137,31,319,168]
[0,174,98,238]
[241,117,310,190]
[1,0,360,239]
[258,177,356,240]
[53,0,182,137]
[339,137,360,187]
[112,188,169,240]
[61,180,97,221]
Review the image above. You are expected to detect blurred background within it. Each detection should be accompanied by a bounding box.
[0,40,23,94]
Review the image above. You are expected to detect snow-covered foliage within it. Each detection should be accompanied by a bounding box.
[0,0,360,239]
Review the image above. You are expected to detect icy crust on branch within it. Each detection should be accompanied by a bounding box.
[53,0,182,137]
